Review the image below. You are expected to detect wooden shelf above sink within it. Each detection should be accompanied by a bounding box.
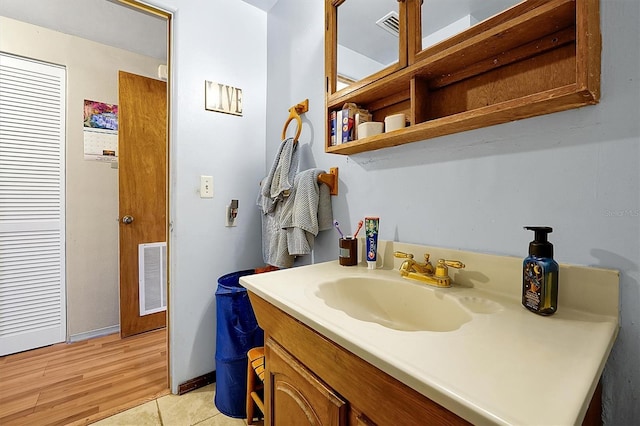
[325,0,600,155]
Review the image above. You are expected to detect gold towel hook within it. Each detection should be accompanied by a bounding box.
[281,99,309,143]
[317,167,339,196]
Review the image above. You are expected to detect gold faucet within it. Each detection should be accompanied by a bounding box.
[394,251,465,288]
[394,251,434,274]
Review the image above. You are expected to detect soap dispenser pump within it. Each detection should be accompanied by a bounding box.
[522,226,558,315]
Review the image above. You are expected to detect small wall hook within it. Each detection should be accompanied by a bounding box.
[229,199,238,220]
[226,199,239,227]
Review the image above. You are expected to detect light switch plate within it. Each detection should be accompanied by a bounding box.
[200,175,213,198]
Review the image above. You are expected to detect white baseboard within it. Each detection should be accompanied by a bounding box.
[68,325,120,342]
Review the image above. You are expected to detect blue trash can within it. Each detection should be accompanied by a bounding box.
[214,269,264,418]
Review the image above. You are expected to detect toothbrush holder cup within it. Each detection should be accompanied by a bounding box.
[339,237,358,266]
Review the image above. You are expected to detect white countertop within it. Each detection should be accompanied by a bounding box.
[240,241,619,425]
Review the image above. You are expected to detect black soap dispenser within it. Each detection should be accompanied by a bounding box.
[522,226,558,315]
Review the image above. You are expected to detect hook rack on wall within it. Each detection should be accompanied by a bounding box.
[318,167,339,196]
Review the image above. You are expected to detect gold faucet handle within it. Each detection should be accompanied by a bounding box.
[443,260,465,269]
[393,251,414,259]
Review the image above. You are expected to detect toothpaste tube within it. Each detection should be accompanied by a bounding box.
[364,217,379,269]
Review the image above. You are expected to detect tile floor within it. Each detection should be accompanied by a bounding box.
[93,384,250,426]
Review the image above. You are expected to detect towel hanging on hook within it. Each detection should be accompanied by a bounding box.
[277,99,338,195]
[281,99,309,143]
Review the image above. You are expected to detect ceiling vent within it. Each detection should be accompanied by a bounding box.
[376,11,400,37]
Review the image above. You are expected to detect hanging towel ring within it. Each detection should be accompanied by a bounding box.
[281,99,309,143]
[281,108,302,142]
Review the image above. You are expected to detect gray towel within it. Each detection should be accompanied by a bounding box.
[259,138,298,214]
[260,204,293,268]
[257,138,300,268]
[282,169,333,256]
[257,140,333,267]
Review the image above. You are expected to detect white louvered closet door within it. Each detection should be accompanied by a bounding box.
[0,53,66,356]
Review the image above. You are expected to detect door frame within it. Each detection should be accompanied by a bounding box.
[115,0,174,390]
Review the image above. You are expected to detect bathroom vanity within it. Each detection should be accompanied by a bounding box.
[241,241,619,425]
[249,293,468,425]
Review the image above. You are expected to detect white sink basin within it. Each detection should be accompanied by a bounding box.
[240,243,620,426]
[315,277,472,332]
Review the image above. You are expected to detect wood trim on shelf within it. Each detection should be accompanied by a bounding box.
[575,0,601,99]
[327,85,594,155]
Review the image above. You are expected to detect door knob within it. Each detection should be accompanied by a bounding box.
[122,215,134,224]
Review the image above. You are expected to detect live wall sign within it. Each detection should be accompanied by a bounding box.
[205,80,243,116]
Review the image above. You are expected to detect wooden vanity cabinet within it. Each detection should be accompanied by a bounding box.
[266,339,347,425]
[249,293,471,426]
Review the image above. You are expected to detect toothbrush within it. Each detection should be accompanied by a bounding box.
[353,220,363,238]
[333,220,344,238]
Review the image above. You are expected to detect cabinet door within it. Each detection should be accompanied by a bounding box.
[266,339,347,426]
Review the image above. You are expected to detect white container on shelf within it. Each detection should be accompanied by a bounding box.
[384,113,406,132]
[357,122,384,139]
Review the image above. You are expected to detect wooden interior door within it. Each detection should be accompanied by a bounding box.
[118,71,167,338]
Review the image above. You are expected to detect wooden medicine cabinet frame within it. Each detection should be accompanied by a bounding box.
[326,0,408,97]
[325,0,601,155]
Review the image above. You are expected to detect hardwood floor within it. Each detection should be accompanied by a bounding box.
[0,328,169,425]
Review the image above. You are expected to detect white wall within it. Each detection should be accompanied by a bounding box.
[151,0,268,392]
[0,17,164,340]
[266,0,639,424]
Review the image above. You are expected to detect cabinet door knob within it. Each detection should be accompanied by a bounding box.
[356,414,376,426]
[121,215,134,224]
